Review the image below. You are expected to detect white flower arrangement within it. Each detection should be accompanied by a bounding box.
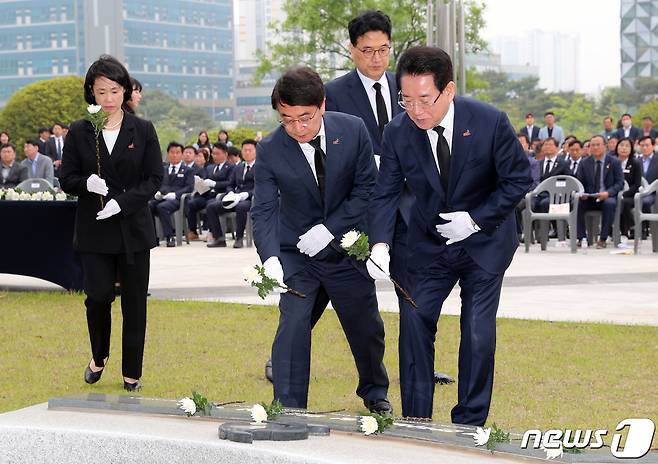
[18,191,31,201]
[4,189,19,200]
[250,404,268,424]
[55,192,68,201]
[359,416,379,435]
[41,191,54,201]
[30,191,43,201]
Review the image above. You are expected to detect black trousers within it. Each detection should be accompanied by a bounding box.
[80,250,150,379]
[206,198,251,239]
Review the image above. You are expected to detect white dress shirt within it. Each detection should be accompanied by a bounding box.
[356,69,392,126]
[425,101,455,175]
[298,120,326,184]
[102,128,120,155]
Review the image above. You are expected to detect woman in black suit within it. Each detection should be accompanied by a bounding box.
[60,55,163,391]
[615,137,642,238]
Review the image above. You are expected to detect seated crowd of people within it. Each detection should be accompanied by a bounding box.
[3,110,658,251]
[518,111,658,248]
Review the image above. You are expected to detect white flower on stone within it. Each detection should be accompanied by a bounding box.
[243,266,262,285]
[250,404,268,423]
[542,443,564,460]
[359,416,379,436]
[41,192,54,201]
[178,397,196,416]
[55,192,67,201]
[340,230,361,249]
[87,104,102,114]
[466,427,491,446]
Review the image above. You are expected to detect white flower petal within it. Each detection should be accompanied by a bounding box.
[359,416,379,435]
[87,104,102,114]
[242,266,262,285]
[250,404,268,423]
[466,427,491,446]
[177,397,197,415]
[340,230,361,249]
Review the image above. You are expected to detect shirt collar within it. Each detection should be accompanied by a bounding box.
[171,161,183,171]
[300,119,326,149]
[356,68,389,94]
[427,100,455,136]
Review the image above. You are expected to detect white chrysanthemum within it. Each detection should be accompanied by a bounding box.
[243,266,262,285]
[41,192,54,201]
[359,416,379,435]
[55,192,67,201]
[542,442,564,460]
[31,192,43,201]
[5,189,19,200]
[87,104,102,114]
[18,191,31,201]
[467,427,491,446]
[178,397,196,416]
[340,230,361,249]
[250,404,268,423]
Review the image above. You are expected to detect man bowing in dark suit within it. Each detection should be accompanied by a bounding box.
[368,46,531,425]
[252,66,390,413]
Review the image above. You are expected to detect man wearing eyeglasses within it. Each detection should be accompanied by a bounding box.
[251,66,391,414]
[368,46,532,425]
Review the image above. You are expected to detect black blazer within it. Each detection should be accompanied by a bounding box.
[538,157,570,181]
[622,158,642,198]
[615,126,641,142]
[159,163,194,199]
[60,111,163,255]
[205,161,234,194]
[577,154,624,196]
[520,125,540,143]
[45,136,64,162]
[227,162,255,199]
[185,162,206,179]
[0,163,28,188]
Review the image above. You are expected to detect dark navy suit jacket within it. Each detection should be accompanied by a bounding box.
[369,96,532,274]
[205,161,234,194]
[576,154,624,195]
[159,163,194,199]
[615,126,642,142]
[325,69,401,156]
[226,162,255,199]
[643,155,658,184]
[252,111,377,279]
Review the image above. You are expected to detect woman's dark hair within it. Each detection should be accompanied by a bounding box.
[348,10,392,45]
[615,137,633,157]
[0,131,9,140]
[271,66,324,109]
[131,77,142,92]
[84,55,132,105]
[218,130,229,142]
[395,46,453,94]
[197,130,210,146]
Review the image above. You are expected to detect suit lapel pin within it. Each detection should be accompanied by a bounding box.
[332,138,342,145]
[128,143,135,149]
[462,130,472,137]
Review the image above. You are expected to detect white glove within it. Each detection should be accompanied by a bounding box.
[296,224,334,257]
[163,192,176,201]
[237,191,249,201]
[263,256,286,294]
[96,199,121,220]
[154,191,163,200]
[221,191,240,209]
[435,211,479,245]
[203,178,216,188]
[86,174,108,196]
[367,244,390,280]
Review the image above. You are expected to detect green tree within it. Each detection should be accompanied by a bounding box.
[636,101,658,128]
[0,76,86,155]
[256,0,486,82]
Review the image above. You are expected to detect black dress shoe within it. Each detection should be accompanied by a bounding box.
[434,371,455,385]
[233,238,244,248]
[166,237,176,247]
[84,364,104,384]
[207,239,227,248]
[265,358,273,383]
[364,398,392,415]
[123,380,142,392]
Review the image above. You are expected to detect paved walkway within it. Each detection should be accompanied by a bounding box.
[2,240,658,325]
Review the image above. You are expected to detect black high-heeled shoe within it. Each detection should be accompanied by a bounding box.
[123,379,142,392]
[84,362,104,384]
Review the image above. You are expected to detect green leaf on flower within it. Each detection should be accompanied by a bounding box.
[260,399,284,420]
[486,423,510,453]
[362,411,394,434]
[191,390,213,416]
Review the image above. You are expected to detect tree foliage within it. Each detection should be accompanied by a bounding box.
[256,0,486,82]
[636,101,658,128]
[0,76,86,155]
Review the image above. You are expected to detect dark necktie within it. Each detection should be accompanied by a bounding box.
[594,160,602,192]
[56,138,62,159]
[308,136,326,204]
[373,82,389,135]
[544,159,552,178]
[572,160,578,175]
[213,164,219,176]
[169,165,176,178]
[432,126,451,192]
[243,164,250,182]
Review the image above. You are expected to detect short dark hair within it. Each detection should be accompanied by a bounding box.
[607,134,619,141]
[642,116,653,122]
[183,145,197,153]
[544,111,555,117]
[525,113,534,118]
[396,46,453,93]
[130,76,143,92]
[542,137,558,147]
[604,116,613,123]
[570,140,582,149]
[52,122,64,131]
[348,10,392,45]
[590,134,606,144]
[227,146,241,158]
[621,113,632,119]
[271,66,324,109]
[38,127,49,135]
[84,55,132,105]
[638,135,654,145]
[212,141,228,152]
[24,139,40,147]
[166,141,184,152]
[241,138,258,148]
[0,143,16,152]
[516,133,529,144]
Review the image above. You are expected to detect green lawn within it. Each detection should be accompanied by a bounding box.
[1,291,656,440]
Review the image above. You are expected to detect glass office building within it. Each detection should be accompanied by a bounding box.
[0,0,234,121]
[620,0,658,87]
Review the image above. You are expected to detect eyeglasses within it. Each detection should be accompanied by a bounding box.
[355,45,391,58]
[278,107,320,128]
[397,91,441,111]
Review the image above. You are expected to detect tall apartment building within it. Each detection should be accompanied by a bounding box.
[620,0,658,87]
